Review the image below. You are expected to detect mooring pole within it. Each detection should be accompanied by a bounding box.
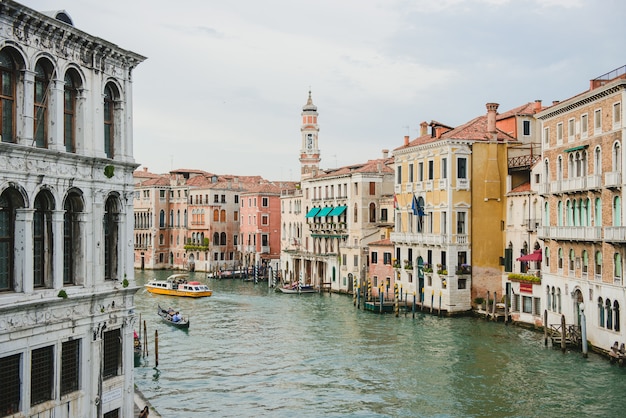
[155,329,159,367]
[580,303,588,358]
[544,310,549,346]
[561,314,567,353]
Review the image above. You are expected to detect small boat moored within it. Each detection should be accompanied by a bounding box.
[158,305,190,329]
[145,274,212,297]
[277,281,318,294]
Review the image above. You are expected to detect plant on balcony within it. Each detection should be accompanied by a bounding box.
[436,264,447,275]
[392,258,401,268]
[507,273,541,284]
[403,260,413,270]
[422,263,433,273]
[456,264,471,275]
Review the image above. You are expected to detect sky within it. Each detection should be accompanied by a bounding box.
[20,0,626,181]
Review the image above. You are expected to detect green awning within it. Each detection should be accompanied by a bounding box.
[316,207,333,217]
[328,206,347,216]
[305,207,320,218]
[564,145,588,153]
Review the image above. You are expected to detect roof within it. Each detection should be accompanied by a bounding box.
[311,157,394,180]
[368,238,393,247]
[440,115,516,142]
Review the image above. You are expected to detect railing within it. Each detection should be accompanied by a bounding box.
[538,226,602,241]
[605,226,626,242]
[605,171,621,188]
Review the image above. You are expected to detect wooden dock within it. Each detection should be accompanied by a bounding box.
[364,301,396,313]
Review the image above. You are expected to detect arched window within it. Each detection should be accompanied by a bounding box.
[213,232,219,246]
[598,297,605,327]
[103,84,116,158]
[581,250,588,275]
[595,251,602,275]
[557,248,563,269]
[544,201,549,227]
[184,209,188,227]
[0,49,16,142]
[159,234,164,245]
[220,210,226,222]
[557,287,562,313]
[169,210,173,227]
[606,299,613,329]
[557,201,563,226]
[220,232,226,245]
[0,187,24,290]
[63,191,86,285]
[568,249,575,272]
[613,196,621,226]
[213,209,219,222]
[614,301,621,332]
[159,210,165,228]
[545,247,550,267]
[353,203,358,223]
[369,203,376,223]
[177,210,180,227]
[64,71,79,153]
[594,146,602,175]
[614,253,622,280]
[104,196,120,280]
[33,191,54,287]
[551,287,556,311]
[546,286,551,310]
[34,61,52,148]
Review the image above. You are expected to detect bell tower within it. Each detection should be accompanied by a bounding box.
[299,90,320,179]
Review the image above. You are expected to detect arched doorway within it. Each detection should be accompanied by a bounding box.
[573,288,584,326]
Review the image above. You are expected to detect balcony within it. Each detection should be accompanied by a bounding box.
[438,179,448,190]
[604,226,626,242]
[456,179,470,190]
[553,175,602,194]
[537,226,602,241]
[390,232,467,246]
[605,171,621,189]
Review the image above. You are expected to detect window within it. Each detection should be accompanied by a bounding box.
[103,84,116,158]
[594,109,602,133]
[522,296,533,314]
[0,49,16,143]
[457,158,467,179]
[595,251,602,275]
[383,252,391,265]
[371,251,378,264]
[262,197,268,207]
[34,61,51,148]
[568,118,575,141]
[614,102,621,126]
[33,192,54,288]
[408,164,414,183]
[428,160,434,180]
[104,409,120,418]
[441,158,447,179]
[369,203,376,223]
[369,181,376,195]
[354,255,358,267]
[543,127,549,145]
[261,234,268,247]
[31,346,53,406]
[64,72,78,152]
[457,212,466,234]
[220,232,226,245]
[1,188,23,291]
[598,297,605,327]
[523,120,530,136]
[396,166,402,184]
[64,193,82,285]
[556,122,563,143]
[61,339,80,396]
[0,353,20,415]
[262,215,269,225]
[103,329,122,379]
[581,114,588,138]
[104,196,119,281]
[418,162,424,181]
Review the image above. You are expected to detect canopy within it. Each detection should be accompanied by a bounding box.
[316,207,333,217]
[517,249,542,262]
[328,206,347,217]
[305,207,320,218]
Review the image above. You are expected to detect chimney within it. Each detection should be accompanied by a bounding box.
[143,167,148,172]
[533,100,542,112]
[403,135,409,146]
[382,149,389,158]
[552,100,560,106]
[420,121,428,137]
[486,103,499,134]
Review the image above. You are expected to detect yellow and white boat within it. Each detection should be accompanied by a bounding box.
[145,274,212,298]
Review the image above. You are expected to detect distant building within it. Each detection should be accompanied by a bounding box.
[535,66,626,353]
[0,1,144,417]
[281,93,395,292]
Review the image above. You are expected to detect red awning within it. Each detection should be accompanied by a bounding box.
[517,249,542,262]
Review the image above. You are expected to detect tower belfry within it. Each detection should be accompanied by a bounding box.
[299,90,320,179]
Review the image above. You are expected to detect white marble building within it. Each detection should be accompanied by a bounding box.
[0,2,144,417]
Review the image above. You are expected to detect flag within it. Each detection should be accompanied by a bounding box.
[394,194,399,211]
[411,194,418,216]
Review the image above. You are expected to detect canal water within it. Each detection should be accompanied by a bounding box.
[133,270,626,417]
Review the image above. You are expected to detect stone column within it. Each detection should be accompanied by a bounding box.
[15,208,34,293]
[52,209,65,289]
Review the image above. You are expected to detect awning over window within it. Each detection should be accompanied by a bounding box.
[517,249,542,262]
[316,207,333,217]
[328,206,347,217]
[305,207,320,218]
[564,144,588,153]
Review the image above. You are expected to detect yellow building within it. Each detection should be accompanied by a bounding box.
[391,104,516,313]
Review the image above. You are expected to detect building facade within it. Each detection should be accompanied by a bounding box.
[0,2,144,417]
[536,67,626,353]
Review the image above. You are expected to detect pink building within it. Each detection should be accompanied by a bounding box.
[240,182,285,275]
[367,238,395,298]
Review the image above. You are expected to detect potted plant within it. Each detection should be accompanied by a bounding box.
[474,297,485,310]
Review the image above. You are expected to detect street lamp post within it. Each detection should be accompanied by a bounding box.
[580,302,588,358]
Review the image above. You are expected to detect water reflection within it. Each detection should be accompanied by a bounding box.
[133,270,625,417]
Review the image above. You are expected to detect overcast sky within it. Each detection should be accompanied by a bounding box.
[20,0,626,181]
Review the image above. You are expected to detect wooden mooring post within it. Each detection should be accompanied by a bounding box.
[561,314,567,353]
[155,329,159,367]
[544,310,548,346]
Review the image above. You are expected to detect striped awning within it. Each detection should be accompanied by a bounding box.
[305,207,320,218]
[316,207,333,217]
[328,206,347,216]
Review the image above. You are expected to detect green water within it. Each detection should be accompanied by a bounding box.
[133,270,626,417]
